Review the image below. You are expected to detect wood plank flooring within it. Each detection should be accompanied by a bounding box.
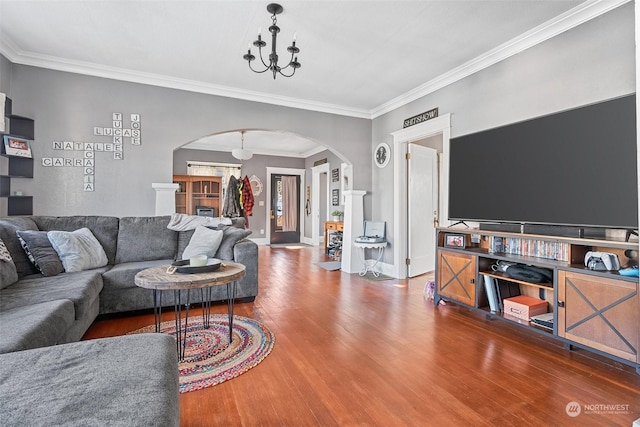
[83,245,640,426]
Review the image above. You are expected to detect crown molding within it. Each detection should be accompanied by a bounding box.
[1,0,629,121]
[0,37,371,120]
[370,0,631,118]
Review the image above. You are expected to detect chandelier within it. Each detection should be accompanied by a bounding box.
[232,130,253,160]
[243,3,301,79]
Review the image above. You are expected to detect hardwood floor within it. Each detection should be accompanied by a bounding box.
[83,245,640,426]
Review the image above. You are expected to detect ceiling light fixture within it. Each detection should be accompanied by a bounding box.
[243,3,301,79]
[232,130,253,160]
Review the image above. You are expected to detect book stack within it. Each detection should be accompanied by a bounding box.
[488,236,568,261]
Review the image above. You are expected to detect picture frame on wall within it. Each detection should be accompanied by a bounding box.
[444,233,465,249]
[332,189,340,206]
[2,135,32,158]
[332,168,339,182]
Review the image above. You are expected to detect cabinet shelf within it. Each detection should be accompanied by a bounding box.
[480,271,552,290]
[479,307,554,334]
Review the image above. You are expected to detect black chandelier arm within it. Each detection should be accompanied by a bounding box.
[258,49,273,70]
[277,67,298,78]
[278,50,300,72]
[247,60,272,74]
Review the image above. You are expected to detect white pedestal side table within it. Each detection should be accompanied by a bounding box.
[354,241,387,277]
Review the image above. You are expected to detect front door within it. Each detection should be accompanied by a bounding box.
[270,174,301,244]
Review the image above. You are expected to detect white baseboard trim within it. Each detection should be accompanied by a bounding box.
[249,237,269,246]
[301,236,315,246]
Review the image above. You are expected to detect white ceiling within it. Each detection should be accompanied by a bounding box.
[1,0,620,156]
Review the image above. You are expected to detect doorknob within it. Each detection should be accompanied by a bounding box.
[270,210,275,220]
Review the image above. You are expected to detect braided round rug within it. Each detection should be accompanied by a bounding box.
[129,314,275,393]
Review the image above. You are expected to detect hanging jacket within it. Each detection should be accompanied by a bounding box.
[242,175,254,217]
[222,175,242,217]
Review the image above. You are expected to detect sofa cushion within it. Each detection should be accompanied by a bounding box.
[0,217,40,277]
[216,224,252,261]
[0,334,180,427]
[0,269,104,320]
[102,259,173,291]
[0,238,18,289]
[15,230,64,277]
[48,228,109,272]
[181,225,223,260]
[0,299,75,353]
[116,216,177,263]
[33,216,119,265]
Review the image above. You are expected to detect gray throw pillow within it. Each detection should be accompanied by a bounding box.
[181,226,223,260]
[0,238,18,289]
[48,228,108,272]
[215,224,252,261]
[15,230,64,277]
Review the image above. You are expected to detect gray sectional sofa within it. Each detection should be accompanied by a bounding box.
[0,214,258,426]
[0,214,258,353]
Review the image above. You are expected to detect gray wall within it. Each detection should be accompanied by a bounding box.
[173,147,304,239]
[372,3,636,263]
[4,64,371,217]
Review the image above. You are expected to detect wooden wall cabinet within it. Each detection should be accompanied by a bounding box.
[434,227,639,373]
[172,175,222,216]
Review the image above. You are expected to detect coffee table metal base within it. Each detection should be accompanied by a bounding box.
[153,281,237,361]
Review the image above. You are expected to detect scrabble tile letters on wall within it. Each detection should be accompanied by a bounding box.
[42,113,142,191]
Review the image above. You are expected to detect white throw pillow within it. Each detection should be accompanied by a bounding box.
[47,228,108,272]
[182,225,224,260]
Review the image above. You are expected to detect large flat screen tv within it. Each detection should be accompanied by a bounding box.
[448,94,638,230]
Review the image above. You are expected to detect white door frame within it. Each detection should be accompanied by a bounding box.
[266,167,306,244]
[311,163,331,246]
[391,114,451,279]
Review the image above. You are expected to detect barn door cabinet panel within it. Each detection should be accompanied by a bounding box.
[437,250,477,307]
[557,270,639,364]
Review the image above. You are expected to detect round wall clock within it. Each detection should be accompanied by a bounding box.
[374,142,391,168]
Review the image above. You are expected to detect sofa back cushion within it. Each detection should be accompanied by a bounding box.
[0,217,40,277]
[115,216,177,263]
[15,230,64,277]
[33,216,119,265]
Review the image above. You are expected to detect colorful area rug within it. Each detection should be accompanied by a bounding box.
[129,315,275,393]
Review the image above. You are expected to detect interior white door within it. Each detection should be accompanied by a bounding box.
[408,143,438,277]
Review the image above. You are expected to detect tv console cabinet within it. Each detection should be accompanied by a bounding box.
[434,227,639,374]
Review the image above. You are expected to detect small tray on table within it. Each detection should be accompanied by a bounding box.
[170,258,222,274]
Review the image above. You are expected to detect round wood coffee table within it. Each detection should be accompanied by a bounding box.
[135,261,246,360]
